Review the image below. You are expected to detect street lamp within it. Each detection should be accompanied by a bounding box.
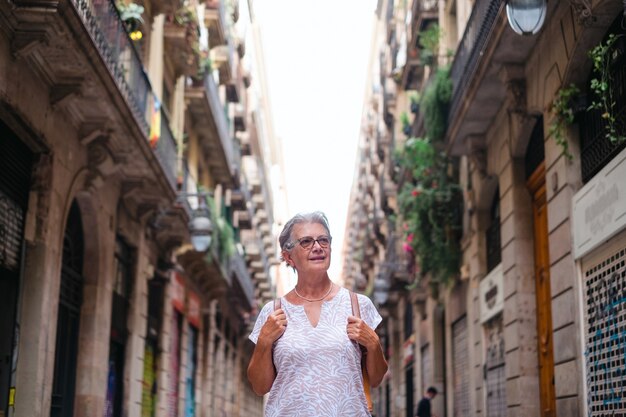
[186,194,213,252]
[373,277,390,306]
[505,0,547,36]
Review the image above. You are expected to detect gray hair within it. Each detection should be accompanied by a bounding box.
[279,211,331,255]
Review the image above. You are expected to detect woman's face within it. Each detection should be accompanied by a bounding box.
[284,222,332,274]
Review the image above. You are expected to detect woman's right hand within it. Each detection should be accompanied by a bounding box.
[258,308,287,346]
[248,308,287,395]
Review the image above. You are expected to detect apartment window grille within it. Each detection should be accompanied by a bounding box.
[579,17,626,184]
[485,188,501,272]
[485,316,506,417]
[583,243,626,416]
[452,316,470,416]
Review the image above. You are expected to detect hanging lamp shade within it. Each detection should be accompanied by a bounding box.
[505,0,547,36]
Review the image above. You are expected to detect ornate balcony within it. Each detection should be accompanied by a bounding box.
[204,0,228,49]
[210,40,235,84]
[185,74,235,187]
[164,13,200,77]
[228,249,255,309]
[8,0,180,206]
[446,0,550,155]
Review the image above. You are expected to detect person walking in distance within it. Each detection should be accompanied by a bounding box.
[247,211,388,416]
[416,386,438,417]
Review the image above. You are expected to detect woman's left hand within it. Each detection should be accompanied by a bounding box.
[346,316,379,352]
[346,315,389,388]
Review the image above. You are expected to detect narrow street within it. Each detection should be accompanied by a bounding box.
[0,0,625,417]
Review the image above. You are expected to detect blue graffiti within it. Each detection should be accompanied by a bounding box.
[585,270,626,416]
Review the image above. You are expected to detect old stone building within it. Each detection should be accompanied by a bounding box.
[343,1,625,416]
[0,0,281,416]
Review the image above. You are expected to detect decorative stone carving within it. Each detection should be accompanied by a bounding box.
[569,0,595,26]
[85,140,118,190]
[466,135,488,178]
[50,82,83,108]
[10,29,50,59]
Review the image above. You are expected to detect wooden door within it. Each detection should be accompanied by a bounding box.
[527,163,556,417]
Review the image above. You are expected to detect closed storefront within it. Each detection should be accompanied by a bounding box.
[452,316,469,416]
[0,120,32,417]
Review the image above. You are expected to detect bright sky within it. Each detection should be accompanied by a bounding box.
[254,0,378,282]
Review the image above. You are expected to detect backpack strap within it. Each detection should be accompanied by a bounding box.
[273,297,281,311]
[349,290,373,412]
[350,290,360,318]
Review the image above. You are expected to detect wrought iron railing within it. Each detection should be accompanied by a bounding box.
[154,112,178,190]
[229,250,255,306]
[448,0,503,126]
[70,0,179,190]
[204,74,234,173]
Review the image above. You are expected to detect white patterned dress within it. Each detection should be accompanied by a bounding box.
[249,287,382,417]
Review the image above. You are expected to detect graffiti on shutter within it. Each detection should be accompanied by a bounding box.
[583,243,626,416]
[453,316,470,416]
[485,316,506,417]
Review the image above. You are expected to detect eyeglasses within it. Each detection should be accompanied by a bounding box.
[290,235,332,250]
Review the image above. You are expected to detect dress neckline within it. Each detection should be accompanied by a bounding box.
[281,286,346,308]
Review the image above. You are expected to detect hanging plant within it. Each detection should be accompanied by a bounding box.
[587,33,626,143]
[548,84,580,161]
[396,137,462,288]
[409,91,421,114]
[418,24,442,67]
[422,65,452,141]
[400,111,411,136]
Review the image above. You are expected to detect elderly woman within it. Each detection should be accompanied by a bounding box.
[247,211,388,416]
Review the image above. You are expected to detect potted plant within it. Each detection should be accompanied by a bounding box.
[116,1,145,40]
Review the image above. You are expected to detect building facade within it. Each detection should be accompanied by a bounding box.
[343,1,626,416]
[0,0,279,416]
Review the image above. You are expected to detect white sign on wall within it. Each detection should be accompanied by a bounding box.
[479,264,504,324]
[572,147,626,260]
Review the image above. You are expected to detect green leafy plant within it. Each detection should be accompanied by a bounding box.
[587,34,626,143]
[418,24,443,67]
[409,91,421,113]
[396,137,462,289]
[548,84,580,161]
[400,111,411,135]
[202,194,236,261]
[422,65,452,141]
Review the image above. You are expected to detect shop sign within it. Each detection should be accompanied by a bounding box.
[187,292,201,328]
[479,264,503,324]
[573,147,626,259]
[172,273,185,313]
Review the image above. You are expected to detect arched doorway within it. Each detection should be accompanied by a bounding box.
[50,201,85,417]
